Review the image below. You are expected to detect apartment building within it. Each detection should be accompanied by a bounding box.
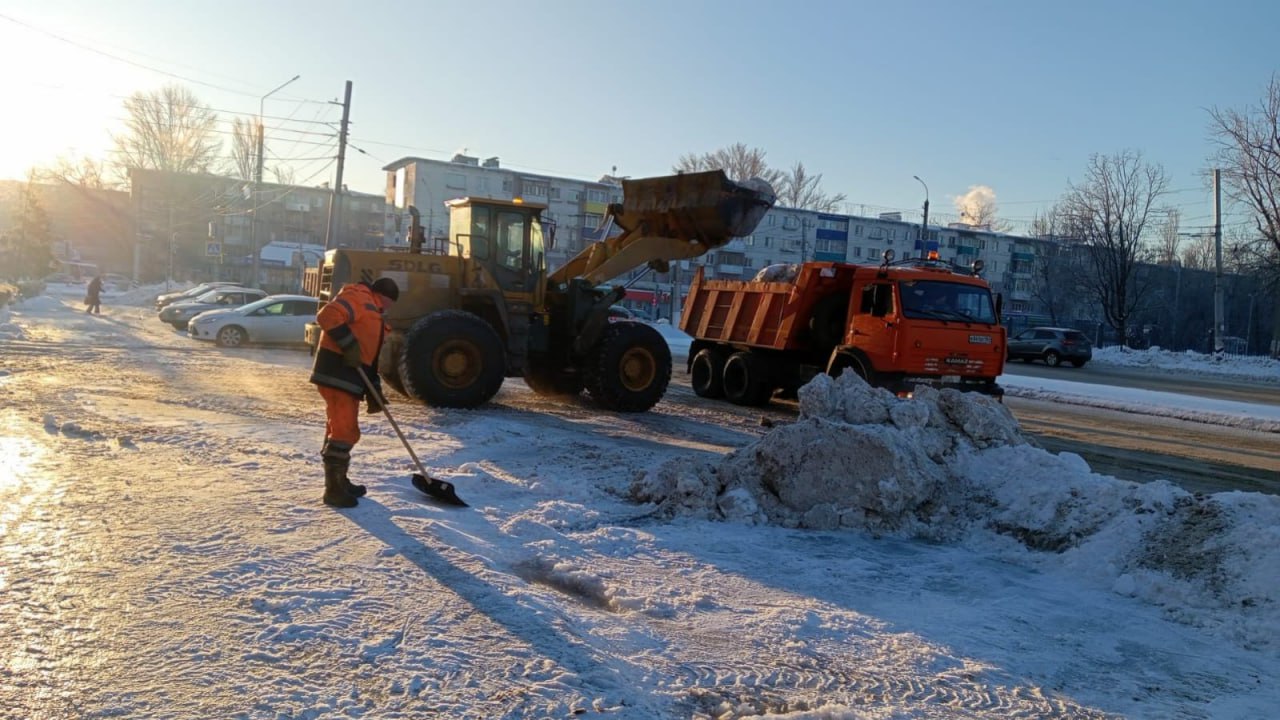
[129,168,385,285]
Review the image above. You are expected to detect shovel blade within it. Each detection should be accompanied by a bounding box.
[412,473,468,507]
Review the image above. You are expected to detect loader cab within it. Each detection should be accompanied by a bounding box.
[445,197,547,304]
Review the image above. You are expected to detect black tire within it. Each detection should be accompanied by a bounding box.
[398,310,506,408]
[1044,350,1062,367]
[722,351,772,406]
[690,348,726,398]
[584,322,672,412]
[523,365,584,397]
[1070,359,1087,368]
[215,325,246,348]
[831,354,879,387]
[379,332,407,397]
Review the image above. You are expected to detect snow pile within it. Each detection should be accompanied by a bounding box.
[752,263,800,282]
[1094,345,1280,383]
[632,372,1280,647]
[632,373,1025,536]
[111,283,170,307]
[14,295,67,312]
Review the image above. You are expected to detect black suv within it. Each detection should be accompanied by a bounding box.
[1007,327,1092,367]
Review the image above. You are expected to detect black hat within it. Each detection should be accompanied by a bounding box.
[370,277,400,301]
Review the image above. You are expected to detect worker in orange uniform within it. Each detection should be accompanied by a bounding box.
[309,277,400,508]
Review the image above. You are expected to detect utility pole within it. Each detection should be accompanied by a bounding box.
[324,80,353,252]
[1213,168,1224,353]
[913,175,930,251]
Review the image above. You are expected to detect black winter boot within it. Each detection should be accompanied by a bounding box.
[323,457,357,508]
[325,437,367,497]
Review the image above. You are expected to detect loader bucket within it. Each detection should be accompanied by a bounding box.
[612,170,776,249]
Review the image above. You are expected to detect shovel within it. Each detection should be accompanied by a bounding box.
[356,366,468,507]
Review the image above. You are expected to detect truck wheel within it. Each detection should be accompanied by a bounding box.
[690,349,726,398]
[523,366,584,397]
[399,310,506,408]
[379,331,407,397]
[585,322,672,412]
[722,351,772,406]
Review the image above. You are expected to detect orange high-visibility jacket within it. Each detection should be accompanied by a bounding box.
[309,282,387,397]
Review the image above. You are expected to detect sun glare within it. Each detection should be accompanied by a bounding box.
[0,20,138,181]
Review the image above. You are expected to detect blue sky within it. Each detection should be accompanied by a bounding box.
[1,0,1276,234]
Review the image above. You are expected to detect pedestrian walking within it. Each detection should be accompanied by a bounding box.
[84,275,103,315]
[308,277,400,508]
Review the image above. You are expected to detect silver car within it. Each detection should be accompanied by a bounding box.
[188,294,320,347]
[159,287,267,329]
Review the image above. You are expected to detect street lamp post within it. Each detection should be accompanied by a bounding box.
[913,175,930,250]
[250,74,301,289]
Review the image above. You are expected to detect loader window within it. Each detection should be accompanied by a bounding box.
[495,211,527,271]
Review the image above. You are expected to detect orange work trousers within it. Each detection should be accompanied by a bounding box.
[318,385,362,446]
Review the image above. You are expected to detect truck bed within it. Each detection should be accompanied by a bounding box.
[679,263,856,351]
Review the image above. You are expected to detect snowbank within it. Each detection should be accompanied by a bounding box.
[1094,345,1280,383]
[14,295,67,312]
[632,371,1280,648]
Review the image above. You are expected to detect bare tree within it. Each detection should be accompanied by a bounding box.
[7,171,54,279]
[1059,150,1169,345]
[1155,208,1182,265]
[1208,74,1280,355]
[1027,207,1087,324]
[1181,233,1216,270]
[674,143,786,192]
[112,84,221,175]
[1208,74,1280,276]
[229,117,257,181]
[775,161,847,212]
[270,165,296,186]
[37,153,117,189]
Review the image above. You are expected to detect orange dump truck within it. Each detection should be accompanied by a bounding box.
[679,253,1006,405]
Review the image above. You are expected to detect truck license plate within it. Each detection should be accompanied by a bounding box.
[969,334,991,344]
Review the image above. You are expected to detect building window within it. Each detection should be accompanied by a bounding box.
[549,187,561,200]
[851,246,862,257]
[587,188,608,203]
[854,224,863,236]
[583,213,603,228]
[523,181,548,198]
[817,218,848,232]
[445,172,467,190]
[502,179,513,193]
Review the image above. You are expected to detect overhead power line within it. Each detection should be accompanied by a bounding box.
[0,12,328,105]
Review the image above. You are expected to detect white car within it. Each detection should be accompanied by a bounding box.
[188,294,320,347]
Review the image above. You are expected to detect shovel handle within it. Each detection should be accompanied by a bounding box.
[355,366,430,478]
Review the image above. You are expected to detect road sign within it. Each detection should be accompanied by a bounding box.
[206,241,222,258]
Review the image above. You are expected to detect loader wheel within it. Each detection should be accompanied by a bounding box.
[379,331,407,397]
[690,348,726,398]
[722,351,773,406]
[399,310,505,408]
[523,365,584,397]
[585,322,672,412]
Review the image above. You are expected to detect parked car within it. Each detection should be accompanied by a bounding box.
[188,294,320,347]
[159,287,267,329]
[155,281,243,311]
[101,273,138,292]
[1006,326,1093,367]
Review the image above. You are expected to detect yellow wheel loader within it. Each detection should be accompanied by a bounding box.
[304,170,775,412]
